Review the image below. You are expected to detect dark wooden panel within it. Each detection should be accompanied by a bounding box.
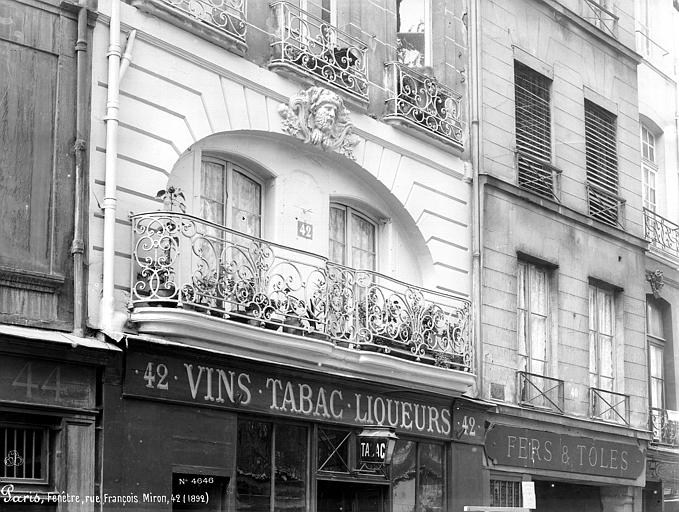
[0,0,77,328]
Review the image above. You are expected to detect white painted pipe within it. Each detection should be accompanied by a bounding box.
[100,0,122,332]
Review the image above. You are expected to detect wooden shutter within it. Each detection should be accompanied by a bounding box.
[585,100,620,226]
[514,62,553,198]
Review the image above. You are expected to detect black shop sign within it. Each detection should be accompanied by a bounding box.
[485,424,645,480]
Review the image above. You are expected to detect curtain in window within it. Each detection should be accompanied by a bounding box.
[329,206,346,265]
[589,285,614,392]
[351,213,375,271]
[201,160,226,226]
[232,170,261,238]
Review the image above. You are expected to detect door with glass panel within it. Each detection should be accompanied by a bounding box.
[647,301,666,440]
[199,158,262,315]
[328,204,377,340]
[517,262,551,408]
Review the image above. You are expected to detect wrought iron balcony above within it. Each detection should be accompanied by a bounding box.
[644,208,679,258]
[269,1,369,103]
[650,407,679,447]
[131,0,247,53]
[384,62,463,149]
[590,387,630,426]
[517,371,565,413]
[129,211,473,373]
[583,0,618,38]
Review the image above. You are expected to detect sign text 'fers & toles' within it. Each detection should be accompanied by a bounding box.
[124,351,453,439]
[484,424,645,480]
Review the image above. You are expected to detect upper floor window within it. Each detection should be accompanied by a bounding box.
[647,300,665,411]
[302,0,336,25]
[396,0,431,67]
[200,158,262,237]
[641,124,657,211]
[514,61,554,199]
[588,284,615,393]
[585,100,620,227]
[517,261,550,377]
[329,204,376,270]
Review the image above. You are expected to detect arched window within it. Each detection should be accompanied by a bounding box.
[200,157,262,237]
[328,203,376,270]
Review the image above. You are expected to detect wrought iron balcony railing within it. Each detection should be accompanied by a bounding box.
[650,407,679,447]
[586,182,625,229]
[269,1,368,102]
[129,211,473,372]
[516,151,561,201]
[384,62,463,148]
[644,208,679,257]
[590,387,630,425]
[517,371,565,413]
[583,0,618,37]
[138,0,247,49]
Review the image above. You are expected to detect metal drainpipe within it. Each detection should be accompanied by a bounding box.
[100,0,122,333]
[72,4,88,337]
[469,0,483,394]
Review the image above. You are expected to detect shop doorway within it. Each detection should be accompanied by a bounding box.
[317,480,388,512]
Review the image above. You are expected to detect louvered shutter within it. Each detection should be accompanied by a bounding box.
[514,62,553,198]
[585,100,620,226]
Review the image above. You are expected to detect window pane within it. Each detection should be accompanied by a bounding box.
[329,206,346,265]
[647,301,664,339]
[350,213,375,270]
[599,335,614,379]
[232,170,261,238]
[418,443,443,512]
[598,290,613,336]
[650,344,663,379]
[392,440,416,512]
[317,429,350,473]
[530,316,547,364]
[275,425,307,512]
[201,160,226,226]
[397,0,426,67]
[237,420,272,512]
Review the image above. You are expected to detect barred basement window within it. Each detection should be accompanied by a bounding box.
[514,62,556,200]
[585,100,622,227]
[490,479,522,507]
[1,425,48,483]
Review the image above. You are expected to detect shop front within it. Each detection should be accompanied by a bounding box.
[483,420,647,512]
[0,327,117,512]
[104,337,463,511]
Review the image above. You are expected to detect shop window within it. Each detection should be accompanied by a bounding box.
[490,479,522,507]
[396,0,431,68]
[236,420,307,512]
[0,424,48,484]
[317,428,351,473]
[585,100,621,227]
[201,158,262,238]
[329,204,377,271]
[641,124,657,212]
[391,440,444,512]
[514,62,555,200]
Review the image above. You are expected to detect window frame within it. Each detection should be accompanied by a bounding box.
[641,124,658,212]
[647,300,666,410]
[0,423,50,485]
[396,0,432,68]
[198,156,264,238]
[517,260,551,377]
[329,202,378,271]
[588,284,616,391]
[390,437,446,512]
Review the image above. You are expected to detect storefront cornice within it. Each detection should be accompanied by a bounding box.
[128,307,476,398]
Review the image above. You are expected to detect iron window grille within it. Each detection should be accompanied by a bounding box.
[514,62,558,200]
[1,425,49,484]
[585,100,622,227]
[490,479,523,507]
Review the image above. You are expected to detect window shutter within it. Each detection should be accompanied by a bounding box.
[585,100,620,226]
[514,62,553,199]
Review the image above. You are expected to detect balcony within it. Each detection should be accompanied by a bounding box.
[128,212,474,389]
[517,371,564,413]
[590,387,630,425]
[516,151,561,201]
[384,62,463,149]
[644,208,679,258]
[586,182,625,228]
[582,0,618,38]
[269,1,368,103]
[650,407,679,447]
[131,0,247,53]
